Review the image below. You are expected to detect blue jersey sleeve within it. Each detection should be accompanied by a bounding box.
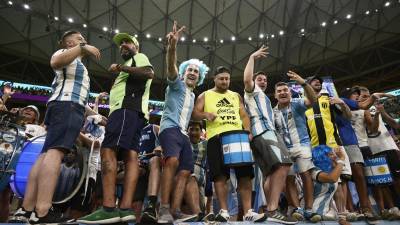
[341,98,359,110]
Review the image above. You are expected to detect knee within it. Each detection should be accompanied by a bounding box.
[164,157,179,167]
[176,170,191,179]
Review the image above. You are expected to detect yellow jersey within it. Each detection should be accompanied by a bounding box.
[204,90,242,139]
[305,95,342,148]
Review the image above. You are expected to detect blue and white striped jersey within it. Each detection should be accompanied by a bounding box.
[48,49,90,106]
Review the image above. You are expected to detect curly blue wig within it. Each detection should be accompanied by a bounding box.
[312,145,333,173]
[178,59,209,86]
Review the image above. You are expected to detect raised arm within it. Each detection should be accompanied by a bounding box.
[357,93,394,110]
[244,46,268,92]
[166,21,185,81]
[286,70,317,106]
[51,44,100,70]
[330,97,352,120]
[376,103,400,129]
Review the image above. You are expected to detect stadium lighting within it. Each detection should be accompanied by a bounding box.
[54,16,59,21]
[67,17,74,23]
[231,36,236,41]
[333,20,338,25]
[248,37,252,41]
[192,39,196,43]
[203,37,208,42]
[384,1,391,7]
[102,27,108,32]
[219,39,224,43]
[146,33,151,38]
[158,37,162,42]
[7,1,13,6]
[259,34,264,39]
[321,21,327,27]
[365,10,370,15]
[23,4,30,10]
[346,14,352,19]
[279,30,284,35]
[82,24,87,28]
[180,37,185,42]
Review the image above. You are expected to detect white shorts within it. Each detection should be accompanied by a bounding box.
[288,144,315,175]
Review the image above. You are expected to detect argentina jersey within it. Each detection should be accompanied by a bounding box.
[274,98,311,148]
[49,49,90,106]
[160,78,194,133]
[244,85,275,136]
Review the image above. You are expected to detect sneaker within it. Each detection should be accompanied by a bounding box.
[119,209,136,222]
[157,206,174,224]
[338,216,351,225]
[174,211,198,222]
[202,212,215,222]
[8,207,32,223]
[362,208,379,223]
[267,210,298,224]
[215,209,230,222]
[77,207,121,224]
[141,204,157,223]
[388,207,400,220]
[243,209,267,222]
[291,208,304,221]
[305,212,322,223]
[29,207,68,224]
[346,212,358,222]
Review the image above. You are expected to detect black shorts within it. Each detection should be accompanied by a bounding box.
[207,134,254,182]
[42,101,85,153]
[102,109,145,152]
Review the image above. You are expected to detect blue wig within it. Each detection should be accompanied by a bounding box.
[312,145,333,173]
[178,59,209,86]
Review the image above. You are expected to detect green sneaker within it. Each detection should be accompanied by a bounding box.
[119,209,136,222]
[77,208,121,224]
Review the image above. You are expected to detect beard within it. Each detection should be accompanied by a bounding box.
[121,48,135,61]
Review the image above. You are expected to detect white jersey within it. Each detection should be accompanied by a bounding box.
[48,49,90,106]
[350,109,368,147]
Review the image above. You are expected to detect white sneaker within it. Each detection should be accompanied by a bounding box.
[243,209,267,222]
[215,209,230,222]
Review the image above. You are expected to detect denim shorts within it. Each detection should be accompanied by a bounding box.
[42,101,85,153]
[159,127,194,172]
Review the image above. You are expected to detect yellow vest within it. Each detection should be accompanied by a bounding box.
[305,95,341,148]
[204,90,242,139]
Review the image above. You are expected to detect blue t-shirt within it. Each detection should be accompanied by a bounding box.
[160,77,194,133]
[274,98,311,148]
[335,98,359,145]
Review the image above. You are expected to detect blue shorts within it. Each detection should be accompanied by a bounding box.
[102,109,145,152]
[159,127,193,172]
[42,101,85,153]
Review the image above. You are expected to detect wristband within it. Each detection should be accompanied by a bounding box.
[300,82,307,87]
[116,64,122,71]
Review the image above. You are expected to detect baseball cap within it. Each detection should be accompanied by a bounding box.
[113,33,139,47]
[306,75,323,84]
